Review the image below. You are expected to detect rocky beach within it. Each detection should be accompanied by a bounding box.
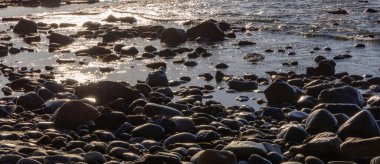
[0,0,379,164]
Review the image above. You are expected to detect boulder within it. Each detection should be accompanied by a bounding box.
[264,79,301,104]
[306,59,336,76]
[318,86,365,107]
[51,100,99,128]
[131,123,165,140]
[223,141,267,160]
[340,137,380,160]
[94,81,141,105]
[337,110,380,140]
[84,151,106,164]
[305,109,338,135]
[143,103,183,117]
[146,69,169,87]
[313,103,362,117]
[17,92,45,110]
[186,21,225,41]
[49,33,74,46]
[13,18,37,34]
[160,28,186,47]
[95,110,128,130]
[164,132,197,147]
[191,150,237,164]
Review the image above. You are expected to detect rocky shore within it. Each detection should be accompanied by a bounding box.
[0,3,379,164]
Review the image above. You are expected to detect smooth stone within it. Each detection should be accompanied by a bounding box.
[51,100,99,129]
[17,92,45,110]
[186,21,225,41]
[0,154,23,164]
[191,150,237,164]
[49,33,74,46]
[318,86,365,107]
[84,151,106,164]
[223,141,267,160]
[248,154,271,164]
[313,103,362,117]
[340,137,380,160]
[306,59,336,76]
[164,132,197,147]
[305,109,338,135]
[287,111,309,122]
[264,79,300,104]
[260,107,286,121]
[95,110,128,130]
[160,28,186,47]
[16,158,41,164]
[133,154,181,164]
[143,103,183,117]
[228,80,258,91]
[93,81,141,105]
[337,110,380,140]
[13,18,37,34]
[172,116,195,132]
[146,69,169,87]
[305,156,325,164]
[131,123,165,140]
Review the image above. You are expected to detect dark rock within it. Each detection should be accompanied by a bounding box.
[318,86,365,107]
[191,150,237,164]
[306,60,336,76]
[328,8,348,14]
[186,21,225,41]
[17,92,45,110]
[248,154,272,164]
[160,28,186,47]
[286,111,308,122]
[13,18,37,34]
[305,156,325,164]
[51,100,99,128]
[261,107,286,120]
[290,132,342,161]
[49,33,74,46]
[172,116,195,132]
[281,125,308,143]
[264,79,300,104]
[164,132,197,147]
[223,141,267,160]
[196,130,220,142]
[101,54,120,62]
[313,103,362,117]
[143,103,183,117]
[120,46,139,56]
[131,123,165,140]
[84,151,106,164]
[305,109,338,135]
[337,110,380,140]
[95,110,127,130]
[215,63,228,69]
[134,154,181,164]
[365,8,378,13]
[297,95,318,108]
[94,81,141,105]
[75,46,111,57]
[102,32,120,43]
[228,80,258,91]
[146,69,169,87]
[340,137,380,160]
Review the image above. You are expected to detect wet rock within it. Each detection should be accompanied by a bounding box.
[172,116,195,132]
[244,53,265,62]
[264,79,300,104]
[145,45,157,52]
[0,154,23,164]
[44,155,71,164]
[102,32,120,43]
[353,43,365,48]
[164,132,197,146]
[16,158,41,164]
[183,61,198,67]
[340,137,380,160]
[248,154,272,164]
[223,141,267,160]
[94,81,141,105]
[41,0,60,7]
[337,110,380,140]
[313,103,362,117]
[186,21,225,41]
[134,154,181,164]
[0,44,8,56]
[365,8,378,13]
[306,60,336,76]
[228,80,258,91]
[75,46,111,57]
[297,95,318,108]
[51,100,99,128]
[84,151,106,164]
[160,28,186,47]
[13,18,37,34]
[131,123,165,140]
[281,124,308,143]
[305,156,324,164]
[215,63,229,69]
[305,109,338,135]
[146,69,169,87]
[9,47,20,54]
[191,150,237,164]
[120,46,139,56]
[146,62,166,69]
[261,107,286,120]
[158,49,177,58]
[101,54,120,62]
[49,33,74,46]
[318,86,365,107]
[17,92,45,110]
[290,132,342,161]
[196,130,220,142]
[95,110,127,130]
[328,8,348,14]
[23,35,41,43]
[287,111,308,122]
[143,103,183,117]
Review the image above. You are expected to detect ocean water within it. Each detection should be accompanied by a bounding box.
[0,0,379,107]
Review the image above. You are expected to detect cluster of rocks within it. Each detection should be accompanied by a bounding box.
[0,12,380,164]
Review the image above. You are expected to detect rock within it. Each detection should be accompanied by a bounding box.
[340,137,380,160]
[305,109,338,135]
[261,107,286,121]
[84,151,106,164]
[0,44,8,56]
[264,79,300,104]
[44,155,71,164]
[371,156,380,164]
[51,100,99,128]
[146,69,169,87]
[101,54,120,62]
[318,86,365,107]
[49,33,75,46]
[248,154,272,164]
[228,80,258,91]
[134,154,181,164]
[164,132,197,147]
[160,28,186,47]
[75,46,111,57]
[244,53,265,62]
[215,63,228,69]
[337,110,380,140]
[102,32,120,43]
[41,0,60,7]
[120,46,139,56]
[306,60,336,76]
[365,8,378,13]
[131,123,165,140]
[196,130,220,142]
[287,111,308,122]
[297,95,318,108]
[172,116,195,132]
[290,132,342,161]
[328,8,348,14]
[191,150,237,164]
[95,110,127,130]
[0,154,23,164]
[305,156,325,164]
[13,18,37,34]
[186,21,225,41]
[313,103,362,117]
[17,92,45,110]
[94,81,141,105]
[143,103,183,117]
[223,141,267,160]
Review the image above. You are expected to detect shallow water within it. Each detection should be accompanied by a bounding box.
[0,0,379,107]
